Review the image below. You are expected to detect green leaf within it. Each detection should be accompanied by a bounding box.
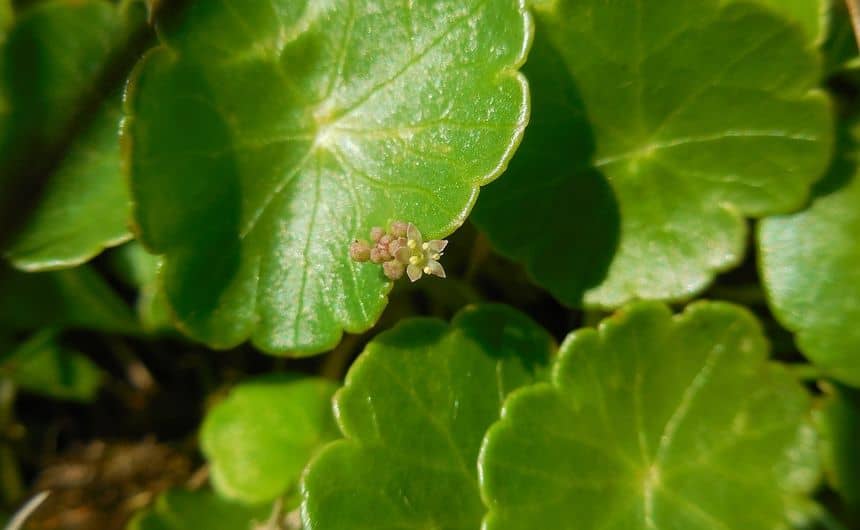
[758,127,860,386]
[301,304,554,530]
[816,382,860,516]
[721,0,824,42]
[0,264,138,334]
[124,0,531,354]
[127,489,270,530]
[0,0,133,269]
[5,96,131,270]
[0,331,102,402]
[480,302,819,530]
[201,374,339,505]
[473,0,832,308]
[0,0,10,33]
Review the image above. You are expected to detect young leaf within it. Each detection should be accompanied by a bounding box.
[124,0,531,354]
[127,489,269,530]
[0,265,138,334]
[480,302,819,530]
[301,304,554,530]
[0,331,102,402]
[0,1,136,269]
[200,375,339,505]
[758,127,860,386]
[473,0,832,308]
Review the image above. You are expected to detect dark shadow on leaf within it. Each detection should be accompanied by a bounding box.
[473,22,620,307]
[131,58,242,339]
[811,122,857,198]
[452,304,552,376]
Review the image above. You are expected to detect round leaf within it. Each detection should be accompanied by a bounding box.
[124,0,531,354]
[200,375,339,505]
[301,304,554,530]
[480,302,819,530]
[473,0,832,308]
[758,128,860,386]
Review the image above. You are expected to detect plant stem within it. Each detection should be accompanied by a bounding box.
[0,379,23,507]
[847,0,860,51]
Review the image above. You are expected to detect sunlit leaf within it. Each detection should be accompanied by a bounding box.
[125,0,532,354]
[473,0,832,308]
[480,302,819,530]
[302,304,554,530]
[759,126,860,386]
[201,375,339,505]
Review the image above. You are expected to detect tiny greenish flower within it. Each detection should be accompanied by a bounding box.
[395,223,448,282]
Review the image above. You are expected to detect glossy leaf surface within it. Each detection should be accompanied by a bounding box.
[125,0,531,354]
[473,0,832,308]
[480,302,818,530]
[759,127,860,386]
[302,304,554,530]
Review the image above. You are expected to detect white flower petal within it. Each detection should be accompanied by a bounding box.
[407,263,423,282]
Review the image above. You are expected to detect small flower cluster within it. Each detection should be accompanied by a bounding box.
[349,221,448,282]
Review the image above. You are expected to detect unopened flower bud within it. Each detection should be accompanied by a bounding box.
[379,234,391,246]
[370,247,386,264]
[349,240,371,262]
[370,227,384,242]
[388,237,407,256]
[390,221,408,238]
[383,260,405,280]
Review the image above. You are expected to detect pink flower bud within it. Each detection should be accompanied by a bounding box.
[349,240,371,262]
[390,221,409,238]
[370,227,384,242]
[383,260,405,280]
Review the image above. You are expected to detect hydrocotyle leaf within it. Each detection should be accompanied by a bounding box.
[0,331,102,402]
[473,0,832,309]
[301,304,554,530]
[480,301,819,530]
[201,374,339,505]
[758,127,860,386]
[127,489,270,530]
[124,0,532,354]
[0,0,136,268]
